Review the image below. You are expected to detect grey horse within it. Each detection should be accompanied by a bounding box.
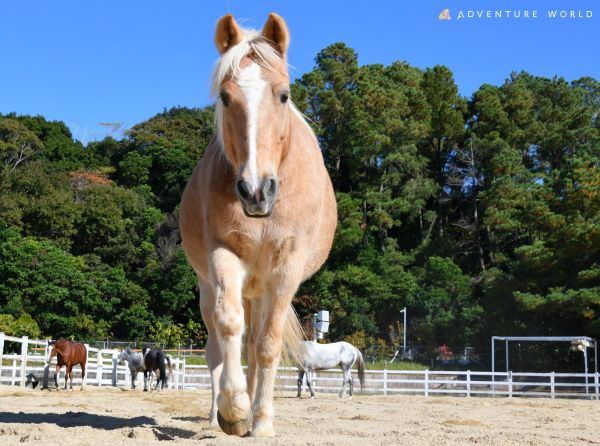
[118,348,145,389]
[297,341,365,398]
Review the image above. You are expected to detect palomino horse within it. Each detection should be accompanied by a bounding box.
[297,341,365,398]
[46,339,87,391]
[180,13,337,437]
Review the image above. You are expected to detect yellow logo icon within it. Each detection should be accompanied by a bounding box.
[439,9,451,20]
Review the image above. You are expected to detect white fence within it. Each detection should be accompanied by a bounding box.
[1,333,598,399]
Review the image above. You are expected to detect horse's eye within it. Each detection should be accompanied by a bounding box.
[220,91,230,107]
[280,92,289,104]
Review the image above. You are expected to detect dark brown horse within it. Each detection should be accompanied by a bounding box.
[46,339,87,390]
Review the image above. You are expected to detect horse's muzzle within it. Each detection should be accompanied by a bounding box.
[235,176,278,218]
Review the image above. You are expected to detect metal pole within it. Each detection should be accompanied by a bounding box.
[403,307,407,358]
[491,337,495,393]
[505,339,509,373]
[595,340,598,375]
[584,346,589,395]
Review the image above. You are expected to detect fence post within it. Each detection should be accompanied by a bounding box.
[595,372,599,401]
[508,371,513,398]
[466,370,471,397]
[0,332,4,383]
[11,358,17,385]
[174,358,179,390]
[83,344,89,387]
[111,352,118,386]
[124,358,131,388]
[383,367,388,396]
[550,372,555,399]
[424,370,429,397]
[182,357,186,389]
[19,336,28,386]
[96,350,103,387]
[42,341,50,390]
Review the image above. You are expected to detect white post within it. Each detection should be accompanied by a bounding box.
[20,336,28,386]
[174,358,180,390]
[383,367,388,396]
[508,371,513,398]
[466,370,471,397]
[83,344,89,387]
[96,350,103,386]
[0,332,4,382]
[182,357,186,389]
[550,372,555,399]
[595,372,599,401]
[424,370,429,397]
[111,352,118,386]
[11,358,17,385]
[124,358,130,388]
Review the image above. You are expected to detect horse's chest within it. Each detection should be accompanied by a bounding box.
[236,234,298,297]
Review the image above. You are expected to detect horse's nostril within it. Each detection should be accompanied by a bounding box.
[269,178,277,193]
[236,180,252,200]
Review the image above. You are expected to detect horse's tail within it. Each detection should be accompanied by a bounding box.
[281,304,306,367]
[165,354,173,382]
[355,347,365,391]
[157,350,167,383]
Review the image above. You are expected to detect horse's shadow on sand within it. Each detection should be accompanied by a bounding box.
[0,411,154,430]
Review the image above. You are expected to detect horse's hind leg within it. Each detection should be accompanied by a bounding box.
[80,363,86,391]
[306,370,315,398]
[297,369,304,398]
[210,250,251,437]
[143,370,148,392]
[349,374,354,398]
[131,371,137,390]
[339,367,350,398]
[66,365,73,391]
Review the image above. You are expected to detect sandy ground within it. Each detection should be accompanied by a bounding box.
[0,386,599,446]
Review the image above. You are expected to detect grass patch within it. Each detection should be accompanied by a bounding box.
[365,360,428,371]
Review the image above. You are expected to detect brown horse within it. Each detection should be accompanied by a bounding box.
[180,13,337,438]
[46,339,87,391]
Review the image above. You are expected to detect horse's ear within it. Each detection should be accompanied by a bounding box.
[261,13,290,57]
[215,14,243,55]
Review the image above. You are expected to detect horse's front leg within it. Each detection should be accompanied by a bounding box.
[200,281,221,429]
[54,365,61,390]
[251,271,301,438]
[211,248,250,436]
[244,298,260,402]
[143,370,148,392]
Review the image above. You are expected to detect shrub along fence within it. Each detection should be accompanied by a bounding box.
[1,333,598,399]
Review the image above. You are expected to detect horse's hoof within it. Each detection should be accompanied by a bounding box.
[143,389,148,392]
[217,411,250,437]
[251,424,275,438]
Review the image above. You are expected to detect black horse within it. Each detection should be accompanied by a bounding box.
[142,345,169,391]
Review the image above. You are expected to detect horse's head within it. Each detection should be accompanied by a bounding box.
[118,349,128,364]
[213,13,292,218]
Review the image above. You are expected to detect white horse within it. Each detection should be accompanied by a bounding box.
[297,341,365,398]
[118,348,145,390]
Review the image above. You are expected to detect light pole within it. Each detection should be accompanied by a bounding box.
[400,307,407,358]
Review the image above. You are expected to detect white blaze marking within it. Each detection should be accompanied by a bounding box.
[237,62,266,192]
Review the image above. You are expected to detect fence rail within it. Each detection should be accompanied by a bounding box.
[1,333,598,399]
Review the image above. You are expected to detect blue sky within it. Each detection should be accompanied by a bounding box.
[1,0,598,143]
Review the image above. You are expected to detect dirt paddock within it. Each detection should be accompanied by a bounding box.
[0,386,599,445]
